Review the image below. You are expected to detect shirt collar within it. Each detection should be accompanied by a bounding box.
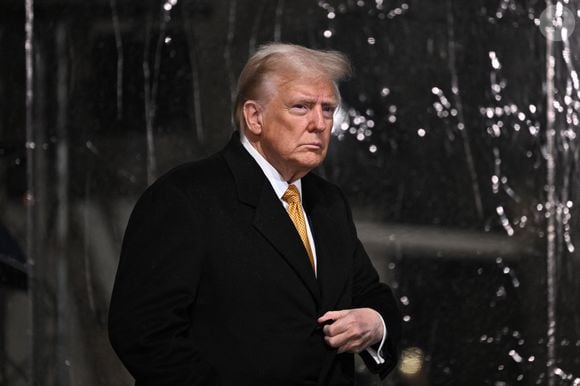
[240,133,302,200]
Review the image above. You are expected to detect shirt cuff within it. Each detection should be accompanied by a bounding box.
[365,313,387,364]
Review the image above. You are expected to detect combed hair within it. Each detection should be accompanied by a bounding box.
[233,43,352,131]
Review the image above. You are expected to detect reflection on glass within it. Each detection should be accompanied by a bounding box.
[0,0,579,385]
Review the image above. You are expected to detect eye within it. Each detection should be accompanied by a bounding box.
[289,104,308,114]
[322,105,336,118]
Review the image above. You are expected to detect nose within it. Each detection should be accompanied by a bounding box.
[309,105,327,132]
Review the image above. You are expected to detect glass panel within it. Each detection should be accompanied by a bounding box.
[0,0,579,385]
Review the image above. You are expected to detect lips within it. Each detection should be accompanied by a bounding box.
[301,143,323,149]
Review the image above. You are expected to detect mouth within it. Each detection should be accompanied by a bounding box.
[300,143,324,150]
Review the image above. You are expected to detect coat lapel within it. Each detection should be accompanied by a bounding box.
[302,175,351,313]
[222,133,320,304]
[252,185,320,303]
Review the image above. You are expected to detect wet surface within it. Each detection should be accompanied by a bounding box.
[0,0,579,384]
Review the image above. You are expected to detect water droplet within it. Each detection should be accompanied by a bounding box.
[496,286,506,298]
[24,192,34,204]
[509,349,523,363]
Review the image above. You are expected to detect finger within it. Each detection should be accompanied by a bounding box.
[317,310,348,324]
[322,315,350,337]
[336,332,367,354]
[327,323,374,349]
[326,334,364,354]
[338,341,364,354]
[324,331,350,349]
[324,321,362,346]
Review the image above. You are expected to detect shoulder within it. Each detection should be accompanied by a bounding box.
[304,171,347,200]
[149,152,231,195]
[133,152,234,215]
[303,171,354,221]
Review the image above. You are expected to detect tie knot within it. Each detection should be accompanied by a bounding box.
[282,185,301,205]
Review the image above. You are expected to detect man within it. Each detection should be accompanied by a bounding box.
[109,43,401,386]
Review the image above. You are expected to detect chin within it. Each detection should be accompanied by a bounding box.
[296,159,323,171]
[289,151,326,172]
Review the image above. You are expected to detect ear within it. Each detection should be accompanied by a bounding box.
[243,100,264,136]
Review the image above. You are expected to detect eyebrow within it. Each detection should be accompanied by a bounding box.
[290,95,337,106]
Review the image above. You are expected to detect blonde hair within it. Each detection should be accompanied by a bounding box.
[234,43,352,131]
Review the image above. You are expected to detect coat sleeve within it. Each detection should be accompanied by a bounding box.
[339,189,402,379]
[108,180,217,385]
[352,239,402,378]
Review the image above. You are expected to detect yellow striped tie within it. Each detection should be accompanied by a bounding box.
[282,185,315,270]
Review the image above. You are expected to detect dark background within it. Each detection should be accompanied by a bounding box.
[1,0,579,385]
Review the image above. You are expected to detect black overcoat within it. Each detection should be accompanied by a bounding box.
[108,133,401,386]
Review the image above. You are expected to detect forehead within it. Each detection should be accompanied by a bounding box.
[274,76,338,102]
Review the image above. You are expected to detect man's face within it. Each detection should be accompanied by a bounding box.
[254,76,338,182]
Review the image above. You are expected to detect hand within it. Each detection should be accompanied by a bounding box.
[317,308,383,354]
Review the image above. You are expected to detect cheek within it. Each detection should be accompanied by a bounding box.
[322,131,332,146]
[268,133,295,155]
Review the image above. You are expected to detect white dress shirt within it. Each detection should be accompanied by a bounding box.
[240,134,387,365]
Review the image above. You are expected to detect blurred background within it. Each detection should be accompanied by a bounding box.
[1,0,580,385]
